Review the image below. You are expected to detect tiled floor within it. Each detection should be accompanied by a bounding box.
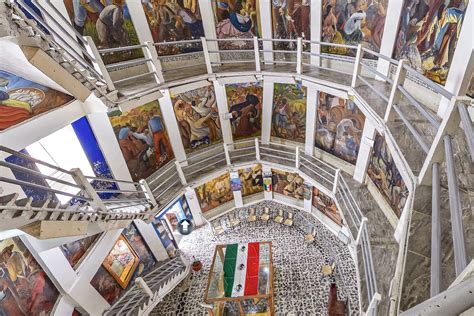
[151,201,359,316]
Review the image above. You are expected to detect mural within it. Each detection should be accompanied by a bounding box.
[272,0,310,49]
[0,70,73,131]
[109,101,174,181]
[225,82,263,139]
[171,85,222,152]
[312,187,342,225]
[122,223,157,277]
[0,237,60,315]
[271,169,304,200]
[152,219,178,258]
[60,234,100,268]
[367,133,409,217]
[142,0,204,56]
[315,92,365,164]
[195,173,233,212]
[393,0,469,85]
[90,266,123,304]
[212,0,260,49]
[321,0,388,56]
[271,83,306,143]
[63,0,142,64]
[238,164,263,197]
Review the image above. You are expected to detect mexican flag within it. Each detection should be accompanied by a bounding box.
[223,242,260,297]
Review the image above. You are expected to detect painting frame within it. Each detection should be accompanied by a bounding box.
[102,235,139,290]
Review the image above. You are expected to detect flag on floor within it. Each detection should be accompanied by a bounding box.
[223,242,260,297]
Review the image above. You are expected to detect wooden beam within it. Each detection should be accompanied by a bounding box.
[20,220,88,239]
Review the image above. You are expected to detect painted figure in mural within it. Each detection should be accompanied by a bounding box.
[195,173,233,212]
[238,165,263,196]
[60,234,100,268]
[312,188,342,225]
[226,82,262,139]
[95,1,131,49]
[394,0,468,85]
[272,0,310,49]
[272,170,304,200]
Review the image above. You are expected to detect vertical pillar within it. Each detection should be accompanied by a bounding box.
[184,187,204,226]
[261,80,274,142]
[351,45,363,88]
[259,0,273,63]
[262,164,273,200]
[430,162,441,296]
[353,120,376,183]
[197,0,220,63]
[310,0,322,66]
[254,37,261,72]
[303,183,313,213]
[296,37,303,74]
[212,80,234,145]
[385,60,407,122]
[304,85,318,154]
[133,219,169,262]
[230,171,244,207]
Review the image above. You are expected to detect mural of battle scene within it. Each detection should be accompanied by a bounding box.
[272,169,304,200]
[272,0,310,49]
[109,101,174,181]
[271,83,306,143]
[226,82,263,139]
[171,85,222,152]
[60,234,101,268]
[195,173,234,212]
[312,187,342,225]
[0,237,60,315]
[367,133,409,217]
[315,92,366,165]
[142,0,205,55]
[63,0,142,64]
[238,164,263,197]
[212,0,260,49]
[321,0,388,56]
[0,70,73,131]
[393,0,469,85]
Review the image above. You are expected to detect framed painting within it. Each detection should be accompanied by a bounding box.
[103,235,139,289]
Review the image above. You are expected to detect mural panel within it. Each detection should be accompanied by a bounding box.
[109,101,174,181]
[271,83,306,143]
[195,173,233,212]
[122,223,157,277]
[63,0,141,64]
[212,0,260,49]
[225,82,263,139]
[0,237,60,315]
[312,187,342,225]
[393,0,469,85]
[367,133,409,217]
[152,219,178,258]
[0,70,73,131]
[271,169,304,200]
[272,0,310,49]
[238,164,263,197]
[315,92,365,164]
[90,266,123,304]
[171,85,222,152]
[60,234,100,268]
[321,0,388,56]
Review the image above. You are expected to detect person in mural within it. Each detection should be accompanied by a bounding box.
[71,0,104,34]
[95,0,131,50]
[215,0,257,48]
[196,174,233,212]
[239,165,263,196]
[272,0,310,49]
[271,84,306,142]
[229,93,261,138]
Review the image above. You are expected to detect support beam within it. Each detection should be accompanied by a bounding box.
[430,162,441,296]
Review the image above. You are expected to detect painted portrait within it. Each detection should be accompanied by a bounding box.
[122,223,157,277]
[212,0,260,49]
[171,85,222,152]
[60,234,100,268]
[90,266,123,304]
[321,0,388,56]
[0,70,73,131]
[226,82,263,140]
[271,83,306,143]
[312,188,342,225]
[63,0,142,64]
[271,169,304,200]
[142,0,204,55]
[109,101,174,181]
[272,0,310,49]
[393,0,469,85]
[0,237,60,315]
[315,92,365,164]
[238,164,263,197]
[195,173,233,212]
[367,133,409,217]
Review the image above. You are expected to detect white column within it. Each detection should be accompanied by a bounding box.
[259,0,274,63]
[261,80,274,142]
[184,187,204,226]
[303,184,313,212]
[198,0,220,63]
[353,120,376,183]
[53,297,75,316]
[304,85,318,154]
[310,0,322,65]
[262,165,273,200]
[212,80,234,145]
[133,219,169,262]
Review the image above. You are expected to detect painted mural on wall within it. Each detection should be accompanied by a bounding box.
[109,101,174,181]
[212,0,260,49]
[225,82,263,139]
[60,234,101,269]
[272,0,310,49]
[122,222,157,277]
[312,187,342,225]
[63,0,141,64]
[90,266,123,304]
[238,164,263,197]
[0,70,73,131]
[367,133,408,217]
[393,0,469,85]
[321,0,387,56]
[152,219,178,258]
[271,83,306,143]
[0,237,60,315]
[171,85,222,152]
[315,92,365,164]
[142,0,204,55]
[271,169,304,200]
[195,173,233,212]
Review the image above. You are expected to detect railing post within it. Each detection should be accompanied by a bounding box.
[385,59,407,122]
[139,179,157,205]
[253,36,261,72]
[135,277,154,298]
[201,37,213,74]
[70,168,107,211]
[83,36,115,91]
[295,146,300,169]
[351,44,363,88]
[355,217,368,245]
[332,169,341,195]
[174,161,187,185]
[223,143,231,166]
[296,37,303,74]
[430,162,441,296]
[255,138,260,161]
[143,41,165,84]
[365,292,382,316]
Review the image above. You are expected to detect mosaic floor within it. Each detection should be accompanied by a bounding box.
[151,201,360,315]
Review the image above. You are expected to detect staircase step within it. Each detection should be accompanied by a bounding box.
[0,193,18,205]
